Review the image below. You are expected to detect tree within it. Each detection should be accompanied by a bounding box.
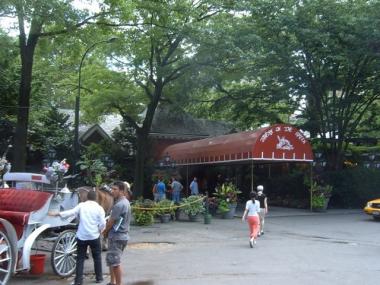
[239,0,380,169]
[79,0,232,197]
[0,0,107,171]
[177,1,298,130]
[28,106,73,160]
[0,30,18,151]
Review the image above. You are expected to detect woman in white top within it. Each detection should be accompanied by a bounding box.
[242,191,261,247]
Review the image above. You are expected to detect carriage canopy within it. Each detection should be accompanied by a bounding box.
[3,172,50,184]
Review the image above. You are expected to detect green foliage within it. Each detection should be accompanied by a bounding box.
[311,195,326,209]
[181,195,204,216]
[310,182,332,209]
[28,106,73,159]
[0,30,19,118]
[77,151,107,187]
[155,199,175,216]
[250,0,380,167]
[217,200,230,214]
[324,168,380,208]
[132,199,155,226]
[214,183,241,204]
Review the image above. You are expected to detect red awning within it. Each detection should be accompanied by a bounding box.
[161,124,313,166]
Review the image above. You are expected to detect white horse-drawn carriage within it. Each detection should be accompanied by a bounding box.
[0,172,79,285]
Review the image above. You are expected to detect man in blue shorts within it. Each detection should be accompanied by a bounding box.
[103,181,131,285]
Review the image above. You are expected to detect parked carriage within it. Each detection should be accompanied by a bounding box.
[0,172,79,285]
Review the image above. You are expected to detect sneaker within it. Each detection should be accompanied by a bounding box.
[249,238,254,248]
[96,279,104,283]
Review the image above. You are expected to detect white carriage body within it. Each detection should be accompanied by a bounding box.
[0,172,79,279]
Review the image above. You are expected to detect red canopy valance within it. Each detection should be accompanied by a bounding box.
[161,124,313,166]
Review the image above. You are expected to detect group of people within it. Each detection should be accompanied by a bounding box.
[49,179,266,285]
[153,176,200,202]
[50,181,131,285]
[242,185,268,248]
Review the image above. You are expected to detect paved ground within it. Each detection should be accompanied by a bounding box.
[9,207,380,285]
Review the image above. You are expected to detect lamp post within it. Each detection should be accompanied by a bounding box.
[73,37,118,173]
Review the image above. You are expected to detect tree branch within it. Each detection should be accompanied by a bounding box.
[39,12,109,37]
[115,105,140,131]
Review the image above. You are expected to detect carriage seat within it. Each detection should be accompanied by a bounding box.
[0,189,52,239]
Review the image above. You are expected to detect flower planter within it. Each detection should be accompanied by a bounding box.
[222,203,237,219]
[188,213,199,222]
[160,213,171,223]
[174,208,181,221]
[204,213,212,224]
[209,207,217,216]
[312,197,330,212]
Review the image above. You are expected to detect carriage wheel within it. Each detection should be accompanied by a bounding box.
[51,229,77,277]
[0,230,14,285]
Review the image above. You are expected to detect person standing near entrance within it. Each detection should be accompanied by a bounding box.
[103,181,131,285]
[49,190,106,285]
[189,177,199,195]
[156,178,167,201]
[257,185,268,236]
[242,191,260,248]
[171,177,183,203]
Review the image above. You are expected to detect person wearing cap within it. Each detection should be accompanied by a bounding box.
[124,181,133,201]
[257,185,268,236]
[103,181,131,285]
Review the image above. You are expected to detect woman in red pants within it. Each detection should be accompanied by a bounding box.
[242,191,260,248]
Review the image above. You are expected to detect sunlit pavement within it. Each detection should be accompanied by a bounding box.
[10,207,379,285]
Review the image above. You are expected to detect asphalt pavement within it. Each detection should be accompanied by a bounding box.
[9,207,380,285]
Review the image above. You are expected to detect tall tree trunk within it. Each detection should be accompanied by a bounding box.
[133,130,148,198]
[13,38,38,171]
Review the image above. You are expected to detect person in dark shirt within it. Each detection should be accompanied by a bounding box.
[257,185,268,236]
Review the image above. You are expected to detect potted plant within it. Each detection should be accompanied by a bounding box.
[156,199,175,223]
[181,195,204,221]
[311,183,333,212]
[214,183,241,219]
[132,199,155,226]
[207,197,218,216]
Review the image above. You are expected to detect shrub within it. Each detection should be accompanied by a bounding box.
[156,199,175,216]
[217,200,230,213]
[325,168,380,208]
[214,183,241,204]
[181,195,204,216]
[132,199,155,226]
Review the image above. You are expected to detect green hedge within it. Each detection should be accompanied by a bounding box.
[324,168,380,208]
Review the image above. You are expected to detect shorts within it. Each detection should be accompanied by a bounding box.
[106,239,128,267]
